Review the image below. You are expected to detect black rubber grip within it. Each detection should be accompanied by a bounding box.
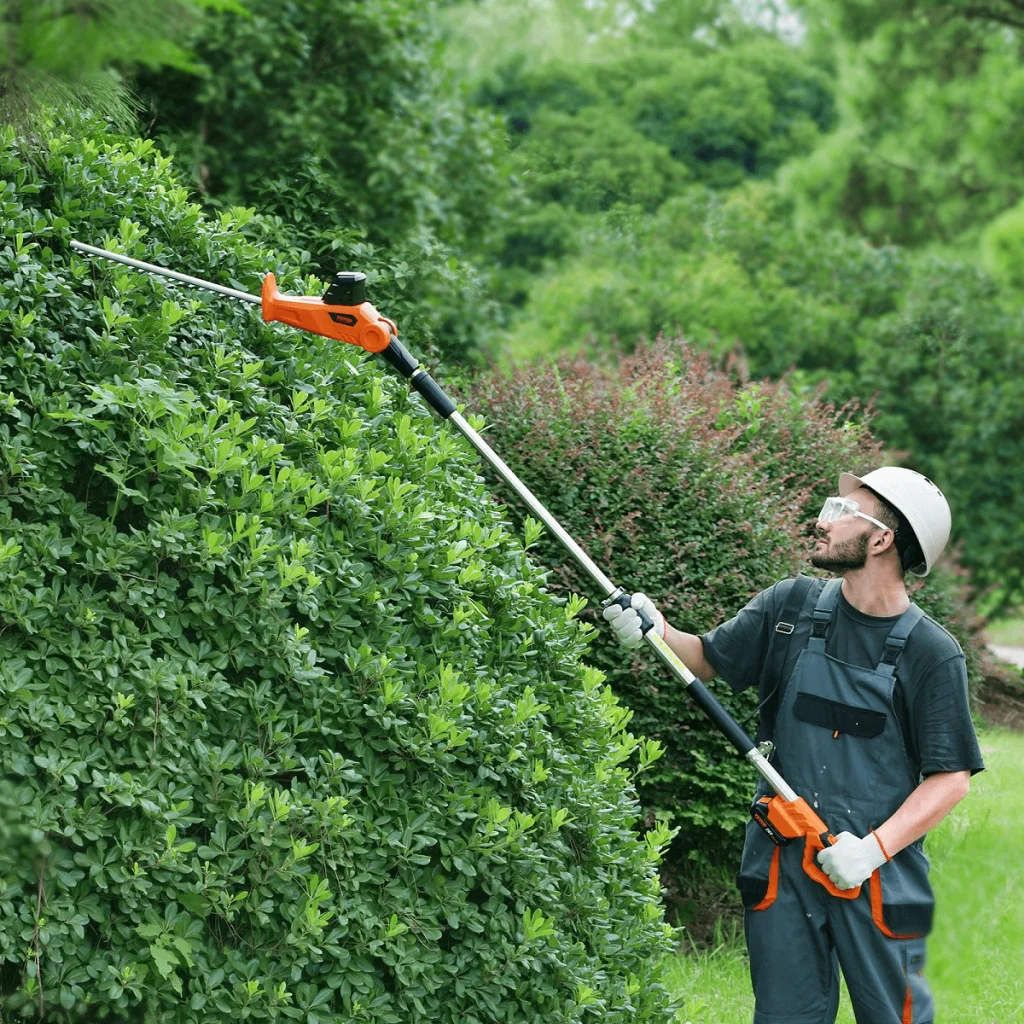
[686,679,757,755]
[613,593,656,635]
[380,336,419,378]
[411,372,457,418]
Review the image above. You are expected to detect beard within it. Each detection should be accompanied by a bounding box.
[810,531,870,573]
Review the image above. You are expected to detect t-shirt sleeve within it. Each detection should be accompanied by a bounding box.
[910,653,986,777]
[700,584,778,694]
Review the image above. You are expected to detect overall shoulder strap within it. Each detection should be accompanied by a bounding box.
[876,602,926,677]
[810,577,843,643]
[771,573,816,669]
[752,574,819,743]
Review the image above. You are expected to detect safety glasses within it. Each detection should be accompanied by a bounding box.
[818,497,890,531]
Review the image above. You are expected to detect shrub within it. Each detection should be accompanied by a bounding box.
[466,342,979,871]
[0,119,677,1022]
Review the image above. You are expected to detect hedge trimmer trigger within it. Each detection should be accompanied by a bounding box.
[69,238,859,902]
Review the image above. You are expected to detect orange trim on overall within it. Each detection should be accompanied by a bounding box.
[902,982,913,1024]
[869,869,925,939]
[752,845,781,911]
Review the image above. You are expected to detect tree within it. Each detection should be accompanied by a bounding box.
[858,261,1024,610]
[137,0,511,362]
[784,0,1024,247]
[0,0,238,128]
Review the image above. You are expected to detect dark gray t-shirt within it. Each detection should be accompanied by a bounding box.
[701,577,985,781]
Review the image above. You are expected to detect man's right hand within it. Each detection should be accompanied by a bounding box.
[602,593,666,648]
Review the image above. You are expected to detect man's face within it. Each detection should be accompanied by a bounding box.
[810,488,881,573]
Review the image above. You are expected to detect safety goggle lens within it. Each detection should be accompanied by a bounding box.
[818,497,859,523]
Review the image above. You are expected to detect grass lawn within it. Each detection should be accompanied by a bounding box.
[985,615,1024,647]
[664,729,1024,1023]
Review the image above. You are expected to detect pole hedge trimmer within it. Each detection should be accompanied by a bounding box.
[68,239,859,900]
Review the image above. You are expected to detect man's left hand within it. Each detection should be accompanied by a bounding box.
[816,831,889,890]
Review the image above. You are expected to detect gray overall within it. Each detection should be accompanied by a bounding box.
[738,579,935,1024]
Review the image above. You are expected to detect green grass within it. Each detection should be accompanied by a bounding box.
[664,730,1024,1023]
[985,614,1024,647]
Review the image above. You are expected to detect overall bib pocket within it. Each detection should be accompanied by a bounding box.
[793,691,887,739]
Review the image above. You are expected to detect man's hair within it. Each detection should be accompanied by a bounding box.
[865,487,923,575]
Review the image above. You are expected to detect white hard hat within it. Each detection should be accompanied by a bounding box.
[838,467,951,576]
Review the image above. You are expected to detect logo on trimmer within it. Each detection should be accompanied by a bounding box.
[329,312,359,327]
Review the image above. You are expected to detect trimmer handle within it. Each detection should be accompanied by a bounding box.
[610,592,657,636]
[751,794,860,900]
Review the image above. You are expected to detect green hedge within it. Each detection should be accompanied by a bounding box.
[0,120,677,1022]
[468,343,981,872]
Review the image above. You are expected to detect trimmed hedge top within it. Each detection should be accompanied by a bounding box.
[0,121,676,1022]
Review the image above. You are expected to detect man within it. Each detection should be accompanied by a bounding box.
[603,468,984,1024]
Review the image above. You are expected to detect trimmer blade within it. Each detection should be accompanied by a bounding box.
[70,240,261,306]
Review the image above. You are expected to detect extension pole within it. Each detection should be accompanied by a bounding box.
[68,238,793,796]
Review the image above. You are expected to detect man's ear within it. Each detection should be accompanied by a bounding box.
[872,529,896,556]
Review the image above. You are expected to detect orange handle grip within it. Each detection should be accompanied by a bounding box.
[756,795,861,901]
[261,273,396,353]
[801,831,860,900]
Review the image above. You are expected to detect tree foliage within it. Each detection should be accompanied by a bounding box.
[0,118,678,1023]
[784,0,1024,247]
[857,262,1024,610]
[500,182,1024,609]
[981,197,1024,291]
[473,31,833,203]
[0,0,238,128]
[503,184,904,377]
[137,0,510,363]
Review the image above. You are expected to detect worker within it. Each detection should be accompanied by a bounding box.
[604,468,985,1024]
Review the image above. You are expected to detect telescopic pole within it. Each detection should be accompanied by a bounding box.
[69,239,793,797]
[72,241,869,898]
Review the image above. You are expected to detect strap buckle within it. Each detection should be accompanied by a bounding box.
[881,636,907,666]
[811,614,831,638]
[775,621,795,635]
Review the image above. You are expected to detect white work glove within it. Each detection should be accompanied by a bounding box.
[816,831,890,890]
[601,593,666,649]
